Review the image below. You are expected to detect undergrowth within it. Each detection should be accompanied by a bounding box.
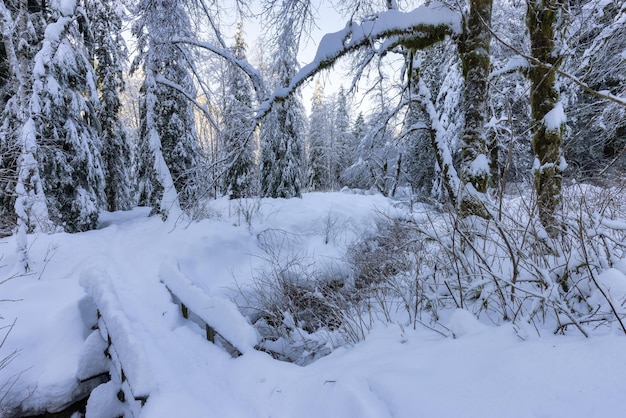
[240,183,626,365]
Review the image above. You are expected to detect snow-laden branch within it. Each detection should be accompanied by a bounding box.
[257,2,462,118]
[579,2,626,72]
[487,17,626,108]
[171,36,266,97]
[0,3,22,87]
[416,77,460,205]
[155,74,219,131]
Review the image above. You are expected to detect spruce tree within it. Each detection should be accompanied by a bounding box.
[85,0,133,212]
[222,22,255,199]
[333,86,352,190]
[306,79,330,191]
[260,23,305,199]
[133,0,200,217]
[36,2,106,232]
[0,0,54,269]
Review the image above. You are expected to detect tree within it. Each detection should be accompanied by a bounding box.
[333,86,353,190]
[132,0,201,218]
[36,2,106,233]
[85,0,133,212]
[0,0,54,268]
[306,79,331,191]
[458,0,494,216]
[260,19,305,199]
[343,84,402,197]
[403,59,437,198]
[222,22,256,199]
[527,0,567,236]
[563,0,626,180]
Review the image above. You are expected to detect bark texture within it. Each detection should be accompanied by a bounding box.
[527,0,565,237]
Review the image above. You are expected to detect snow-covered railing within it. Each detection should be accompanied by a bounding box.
[80,269,154,416]
[159,262,259,356]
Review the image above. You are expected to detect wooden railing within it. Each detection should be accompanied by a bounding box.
[79,269,154,417]
[77,263,259,416]
[158,262,259,356]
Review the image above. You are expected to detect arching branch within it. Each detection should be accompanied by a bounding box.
[256,3,462,119]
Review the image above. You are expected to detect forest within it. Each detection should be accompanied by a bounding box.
[1,0,626,416]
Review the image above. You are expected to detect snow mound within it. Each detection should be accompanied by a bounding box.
[448,309,490,338]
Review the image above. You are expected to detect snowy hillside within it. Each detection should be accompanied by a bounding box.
[1,192,625,417]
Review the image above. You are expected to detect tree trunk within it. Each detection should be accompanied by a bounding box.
[459,0,493,217]
[527,0,566,237]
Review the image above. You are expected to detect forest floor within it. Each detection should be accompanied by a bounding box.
[1,192,625,417]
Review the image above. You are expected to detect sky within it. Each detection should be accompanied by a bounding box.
[220,1,354,113]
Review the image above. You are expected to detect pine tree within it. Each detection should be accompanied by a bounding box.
[260,23,305,199]
[85,0,133,212]
[133,0,200,217]
[222,22,256,199]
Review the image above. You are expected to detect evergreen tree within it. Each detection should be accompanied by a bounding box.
[0,0,54,268]
[306,79,330,191]
[222,22,256,199]
[133,0,200,217]
[85,0,133,212]
[10,3,104,232]
[343,86,401,197]
[260,22,305,199]
[403,59,437,197]
[333,86,353,189]
[35,2,106,232]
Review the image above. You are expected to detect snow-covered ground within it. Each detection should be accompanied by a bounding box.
[1,192,625,417]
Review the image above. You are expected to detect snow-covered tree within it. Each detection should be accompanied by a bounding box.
[34,1,106,233]
[458,0,493,216]
[488,0,532,185]
[343,84,403,196]
[563,0,626,179]
[85,0,133,212]
[333,86,353,189]
[527,0,567,236]
[132,0,201,218]
[306,79,331,191]
[403,59,437,198]
[222,22,256,199]
[0,0,54,268]
[260,19,305,199]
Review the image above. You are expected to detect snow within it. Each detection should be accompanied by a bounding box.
[158,261,259,353]
[259,2,462,115]
[490,55,529,79]
[76,330,108,381]
[543,102,566,131]
[1,193,626,417]
[469,153,490,176]
[53,0,76,17]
